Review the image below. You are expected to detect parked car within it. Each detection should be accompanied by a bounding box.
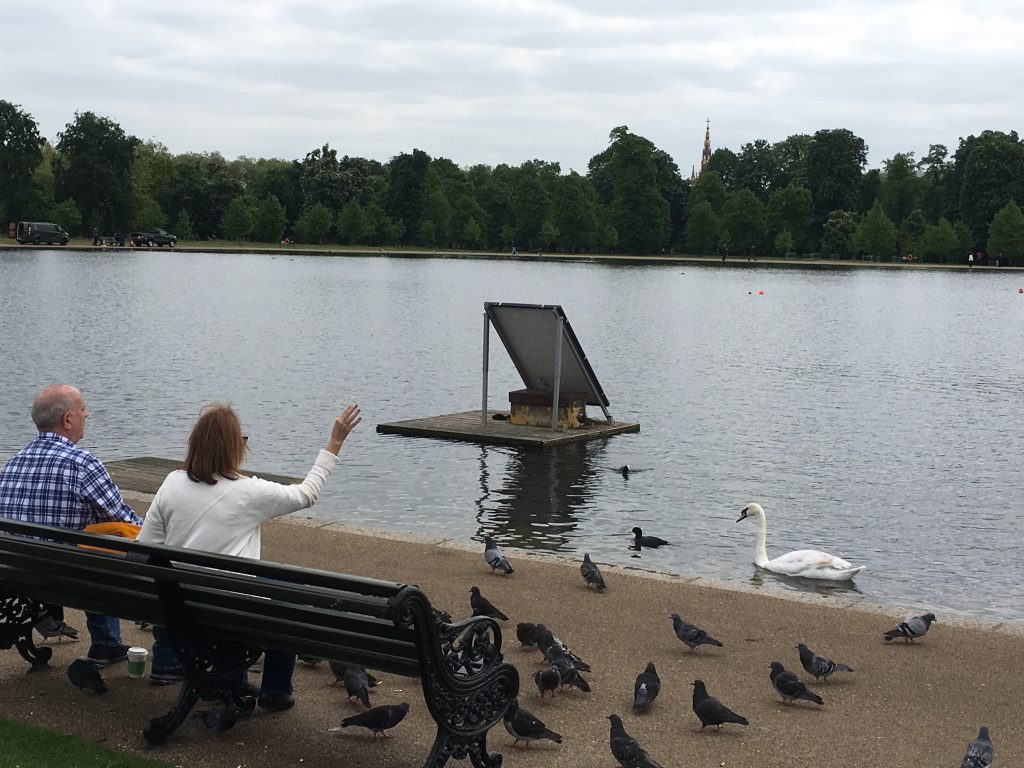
[15,221,69,245]
[131,229,177,247]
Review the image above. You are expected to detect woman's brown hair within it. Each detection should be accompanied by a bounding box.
[183,403,247,484]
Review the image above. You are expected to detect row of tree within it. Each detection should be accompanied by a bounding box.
[2,100,1024,263]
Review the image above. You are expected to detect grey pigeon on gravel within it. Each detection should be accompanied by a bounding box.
[961,726,994,768]
[533,666,561,700]
[537,626,591,672]
[631,527,669,548]
[329,661,381,689]
[633,662,661,712]
[483,535,514,575]
[516,622,540,648]
[194,705,240,732]
[691,679,748,731]
[884,613,937,642]
[343,665,371,708]
[503,698,563,747]
[769,661,824,705]
[607,714,664,768]
[67,658,107,693]
[34,615,79,642]
[671,613,723,653]
[580,553,606,590]
[796,643,853,682]
[550,653,591,693]
[470,586,508,621]
[340,702,410,737]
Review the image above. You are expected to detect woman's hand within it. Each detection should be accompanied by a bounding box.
[326,403,361,454]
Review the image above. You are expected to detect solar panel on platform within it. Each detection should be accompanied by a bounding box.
[483,302,609,408]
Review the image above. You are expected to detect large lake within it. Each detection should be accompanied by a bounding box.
[2,249,1022,623]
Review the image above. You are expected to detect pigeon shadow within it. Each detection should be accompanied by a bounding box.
[748,567,864,598]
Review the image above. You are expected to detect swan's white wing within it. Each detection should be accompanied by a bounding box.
[767,549,862,580]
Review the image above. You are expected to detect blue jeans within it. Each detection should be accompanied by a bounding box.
[151,625,178,673]
[259,650,296,697]
[85,612,122,646]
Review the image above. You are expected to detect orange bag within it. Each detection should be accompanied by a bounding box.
[82,522,142,553]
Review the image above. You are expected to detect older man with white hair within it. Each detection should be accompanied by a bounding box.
[0,384,143,666]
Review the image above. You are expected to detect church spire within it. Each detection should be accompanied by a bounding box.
[691,118,712,181]
[700,118,711,173]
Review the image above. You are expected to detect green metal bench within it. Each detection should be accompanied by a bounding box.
[0,518,518,767]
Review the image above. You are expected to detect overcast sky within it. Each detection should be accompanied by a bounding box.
[5,1,1021,174]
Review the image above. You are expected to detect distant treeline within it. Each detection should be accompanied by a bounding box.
[2,101,1024,263]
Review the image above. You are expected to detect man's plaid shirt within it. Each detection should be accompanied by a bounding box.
[0,432,142,529]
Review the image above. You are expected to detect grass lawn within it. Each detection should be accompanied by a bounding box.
[0,716,172,768]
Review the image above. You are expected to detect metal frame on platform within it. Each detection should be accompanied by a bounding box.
[481,302,613,429]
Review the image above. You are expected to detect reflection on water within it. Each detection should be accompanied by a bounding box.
[475,442,602,549]
[747,566,864,598]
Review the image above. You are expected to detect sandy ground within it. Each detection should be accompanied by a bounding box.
[0,506,1019,768]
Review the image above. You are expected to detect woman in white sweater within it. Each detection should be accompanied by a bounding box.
[137,401,360,710]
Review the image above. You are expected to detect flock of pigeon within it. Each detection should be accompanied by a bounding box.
[158,523,991,766]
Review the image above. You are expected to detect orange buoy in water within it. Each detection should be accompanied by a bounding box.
[757,289,765,295]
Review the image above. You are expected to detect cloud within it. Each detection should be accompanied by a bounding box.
[3,0,1021,171]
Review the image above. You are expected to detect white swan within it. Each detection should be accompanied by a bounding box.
[737,502,864,581]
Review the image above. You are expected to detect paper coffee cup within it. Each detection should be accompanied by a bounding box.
[127,646,148,678]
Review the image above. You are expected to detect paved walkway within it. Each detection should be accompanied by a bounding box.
[0,511,1020,767]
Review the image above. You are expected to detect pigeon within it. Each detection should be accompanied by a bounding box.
[884,613,937,642]
[607,714,664,768]
[633,662,661,712]
[34,615,79,642]
[537,626,591,672]
[342,665,372,708]
[961,725,994,768]
[516,622,540,648]
[796,643,853,682]
[483,535,514,575]
[769,661,824,705]
[329,661,382,689]
[533,666,561,700]
[580,553,606,590]
[340,702,410,738]
[503,698,563,747]
[550,653,591,693]
[194,705,240,732]
[67,658,107,693]
[470,586,508,621]
[671,613,723,653]
[691,679,748,731]
[631,527,669,548]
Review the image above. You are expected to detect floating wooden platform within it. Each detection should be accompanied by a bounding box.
[105,456,302,495]
[376,409,639,449]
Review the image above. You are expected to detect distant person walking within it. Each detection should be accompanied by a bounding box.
[968,253,974,268]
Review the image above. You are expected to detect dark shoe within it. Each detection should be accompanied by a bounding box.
[257,694,295,712]
[87,644,128,667]
[150,667,186,686]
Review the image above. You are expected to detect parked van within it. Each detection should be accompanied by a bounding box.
[15,221,69,245]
